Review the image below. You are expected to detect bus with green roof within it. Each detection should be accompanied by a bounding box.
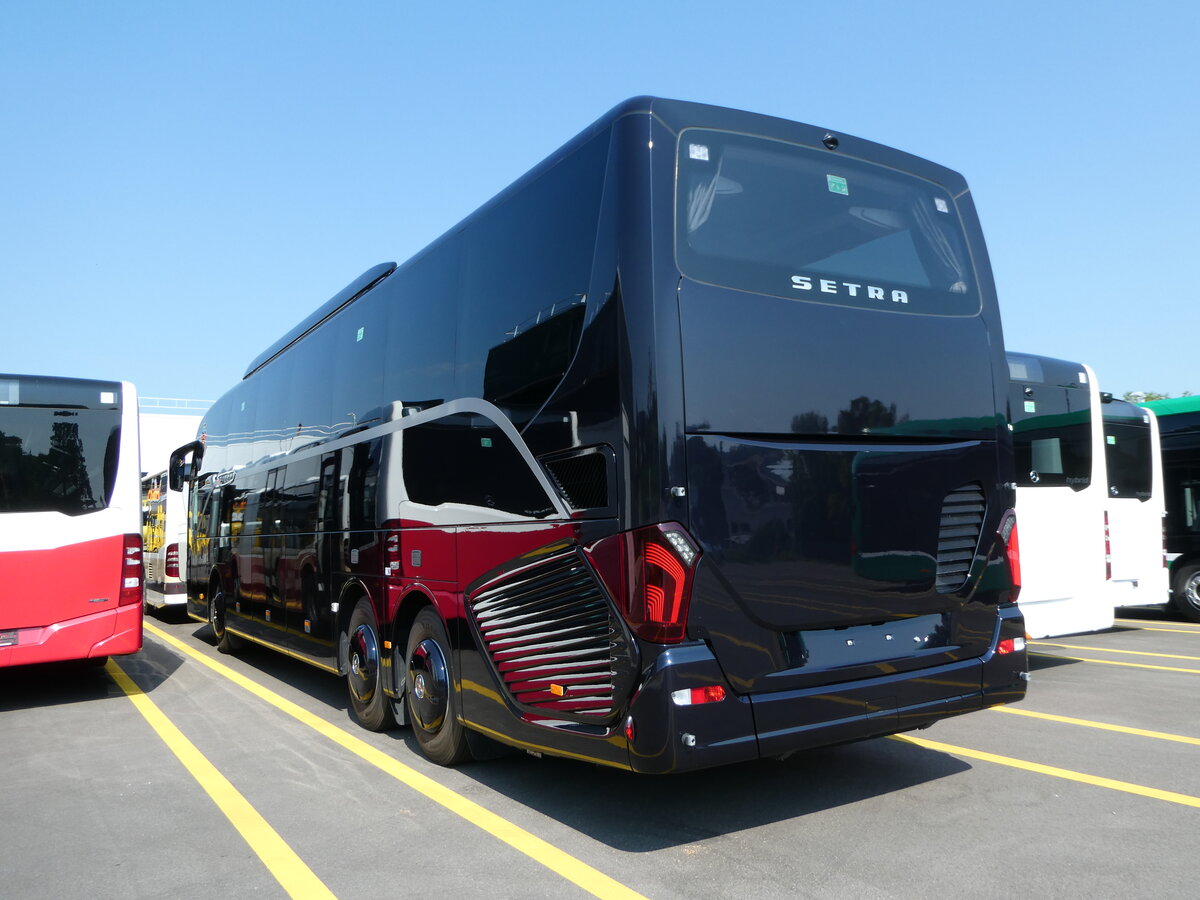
[1142,395,1200,621]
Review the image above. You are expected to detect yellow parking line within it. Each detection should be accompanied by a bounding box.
[143,622,647,900]
[1033,642,1200,662]
[992,706,1200,746]
[1029,651,1200,674]
[892,733,1200,808]
[106,660,335,899]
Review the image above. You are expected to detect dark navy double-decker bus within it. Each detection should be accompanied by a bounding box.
[170,97,1026,773]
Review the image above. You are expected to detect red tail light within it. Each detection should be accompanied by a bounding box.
[997,636,1026,655]
[998,510,1020,602]
[120,534,144,607]
[165,543,180,579]
[587,523,701,644]
[1104,511,1112,580]
[671,684,727,705]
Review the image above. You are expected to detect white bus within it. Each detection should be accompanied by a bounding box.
[0,374,143,667]
[1008,353,1112,638]
[141,470,187,611]
[1102,399,1169,609]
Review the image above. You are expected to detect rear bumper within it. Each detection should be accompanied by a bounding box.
[0,604,142,667]
[625,604,1026,774]
[144,581,187,608]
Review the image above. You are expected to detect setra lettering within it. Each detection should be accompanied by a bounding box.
[791,275,909,304]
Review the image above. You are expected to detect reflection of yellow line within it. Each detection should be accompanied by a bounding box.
[1033,641,1200,662]
[106,660,334,899]
[892,733,1200,809]
[992,706,1200,746]
[1030,651,1200,674]
[1117,617,1200,629]
[1134,627,1200,635]
[144,623,646,900]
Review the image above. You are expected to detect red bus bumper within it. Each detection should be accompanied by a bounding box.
[0,604,142,667]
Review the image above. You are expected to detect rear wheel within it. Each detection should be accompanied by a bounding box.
[1172,564,1200,623]
[406,607,471,766]
[346,599,395,731]
[209,589,241,653]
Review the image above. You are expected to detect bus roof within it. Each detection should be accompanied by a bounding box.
[1142,395,1200,417]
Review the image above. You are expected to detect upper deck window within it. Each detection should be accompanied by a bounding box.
[675,129,979,315]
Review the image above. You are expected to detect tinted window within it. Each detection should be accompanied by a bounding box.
[286,324,336,448]
[1103,402,1153,500]
[0,376,122,515]
[676,129,978,315]
[1008,358,1093,490]
[225,379,260,470]
[254,351,294,459]
[384,237,461,414]
[403,413,555,519]
[281,455,322,534]
[343,439,381,531]
[458,130,608,424]
[331,288,388,432]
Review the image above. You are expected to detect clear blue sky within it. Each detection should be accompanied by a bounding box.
[2,1,1196,404]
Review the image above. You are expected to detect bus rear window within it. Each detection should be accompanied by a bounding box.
[0,406,122,515]
[1104,408,1153,500]
[675,129,979,315]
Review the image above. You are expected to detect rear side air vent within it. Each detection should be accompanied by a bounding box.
[468,551,634,723]
[541,447,610,511]
[936,482,986,592]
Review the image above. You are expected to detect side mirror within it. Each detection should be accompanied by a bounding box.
[168,440,205,491]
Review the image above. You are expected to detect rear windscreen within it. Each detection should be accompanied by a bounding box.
[1103,402,1153,501]
[1008,358,1092,490]
[675,128,979,315]
[0,377,123,515]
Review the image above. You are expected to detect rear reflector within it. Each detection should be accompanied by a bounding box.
[670,685,727,706]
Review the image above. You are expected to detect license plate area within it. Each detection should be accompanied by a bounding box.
[781,613,951,669]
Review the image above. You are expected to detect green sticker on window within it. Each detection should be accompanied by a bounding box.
[480,437,492,448]
[1024,400,1036,413]
[827,174,849,196]
[1106,435,1116,445]
[356,327,364,342]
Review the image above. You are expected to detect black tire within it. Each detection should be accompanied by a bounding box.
[1172,564,1200,623]
[405,606,471,766]
[346,599,395,732]
[209,589,241,654]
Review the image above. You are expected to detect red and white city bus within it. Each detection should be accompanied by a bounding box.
[0,374,143,667]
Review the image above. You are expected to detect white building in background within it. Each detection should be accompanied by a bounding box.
[139,397,209,475]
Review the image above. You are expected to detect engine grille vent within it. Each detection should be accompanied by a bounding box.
[936,482,986,593]
[542,450,608,510]
[468,551,629,721]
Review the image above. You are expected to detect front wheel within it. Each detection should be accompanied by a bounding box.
[406,607,471,766]
[346,599,395,731]
[1172,564,1200,623]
